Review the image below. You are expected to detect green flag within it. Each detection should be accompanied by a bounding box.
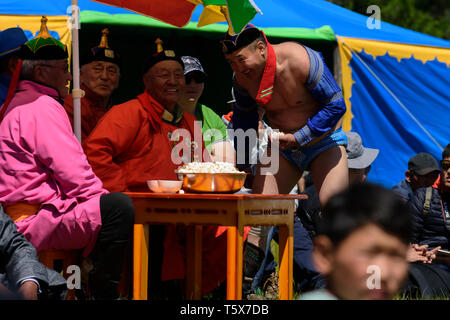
[226,0,261,34]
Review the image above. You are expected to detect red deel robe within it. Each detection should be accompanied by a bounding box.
[83,90,230,294]
[64,85,110,141]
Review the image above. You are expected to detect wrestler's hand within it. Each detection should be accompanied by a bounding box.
[269,132,300,151]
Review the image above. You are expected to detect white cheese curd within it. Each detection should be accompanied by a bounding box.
[177,161,244,174]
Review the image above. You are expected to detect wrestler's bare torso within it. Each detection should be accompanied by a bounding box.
[232,42,341,140]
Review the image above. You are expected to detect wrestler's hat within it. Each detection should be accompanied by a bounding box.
[0,27,28,59]
[141,38,183,75]
[221,24,262,54]
[81,28,120,67]
[345,131,379,169]
[19,16,68,60]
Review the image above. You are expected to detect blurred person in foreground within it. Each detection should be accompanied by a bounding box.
[300,183,412,300]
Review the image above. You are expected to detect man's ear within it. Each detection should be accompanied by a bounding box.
[255,40,266,54]
[405,170,411,183]
[32,64,45,83]
[312,235,335,275]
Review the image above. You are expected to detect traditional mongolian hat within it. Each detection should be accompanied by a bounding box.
[0,16,68,122]
[19,16,68,60]
[81,28,120,67]
[141,38,184,76]
[221,24,263,54]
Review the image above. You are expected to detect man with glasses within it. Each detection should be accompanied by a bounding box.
[393,152,440,202]
[84,43,230,298]
[64,28,120,141]
[0,16,134,300]
[178,55,235,164]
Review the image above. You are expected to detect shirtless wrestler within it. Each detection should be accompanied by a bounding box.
[223,25,348,206]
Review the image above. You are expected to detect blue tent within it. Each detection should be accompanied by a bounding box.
[1,0,449,187]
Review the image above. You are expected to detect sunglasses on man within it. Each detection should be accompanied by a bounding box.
[185,72,206,84]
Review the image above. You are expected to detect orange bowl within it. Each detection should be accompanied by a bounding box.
[147,180,183,193]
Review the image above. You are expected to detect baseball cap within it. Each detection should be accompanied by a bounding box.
[408,152,440,175]
[345,131,379,169]
[181,55,207,75]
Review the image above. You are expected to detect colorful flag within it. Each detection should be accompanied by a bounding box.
[91,0,261,33]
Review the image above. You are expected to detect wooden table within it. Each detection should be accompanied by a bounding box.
[126,192,307,300]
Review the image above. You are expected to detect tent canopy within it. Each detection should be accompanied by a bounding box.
[2,0,449,188]
[2,0,449,47]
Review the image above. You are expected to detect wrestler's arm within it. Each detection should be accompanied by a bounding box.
[292,46,346,147]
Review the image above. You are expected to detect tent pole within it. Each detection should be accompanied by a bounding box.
[71,0,82,142]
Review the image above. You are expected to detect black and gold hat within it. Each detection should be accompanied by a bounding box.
[141,38,183,76]
[19,16,68,60]
[81,28,120,67]
[221,24,262,54]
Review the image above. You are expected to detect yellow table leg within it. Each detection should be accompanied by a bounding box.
[236,223,244,300]
[278,225,293,300]
[226,226,237,300]
[186,225,203,299]
[133,224,149,300]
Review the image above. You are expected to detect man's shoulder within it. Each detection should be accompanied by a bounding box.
[274,42,308,61]
[298,288,338,300]
[274,42,309,81]
[109,98,144,114]
[199,104,221,120]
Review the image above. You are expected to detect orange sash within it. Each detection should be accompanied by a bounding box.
[3,202,39,222]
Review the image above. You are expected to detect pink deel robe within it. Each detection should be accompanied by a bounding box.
[0,81,107,257]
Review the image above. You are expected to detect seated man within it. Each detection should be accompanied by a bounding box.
[0,17,134,300]
[393,152,440,202]
[0,205,67,300]
[409,144,450,265]
[83,42,231,297]
[178,55,235,164]
[64,28,120,141]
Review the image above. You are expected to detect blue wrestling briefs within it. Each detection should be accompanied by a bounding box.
[281,128,347,171]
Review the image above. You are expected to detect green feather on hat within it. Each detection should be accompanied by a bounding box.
[19,16,68,60]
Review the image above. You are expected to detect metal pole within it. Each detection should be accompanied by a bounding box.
[71,0,82,142]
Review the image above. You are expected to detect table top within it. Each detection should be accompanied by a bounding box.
[125,192,308,200]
